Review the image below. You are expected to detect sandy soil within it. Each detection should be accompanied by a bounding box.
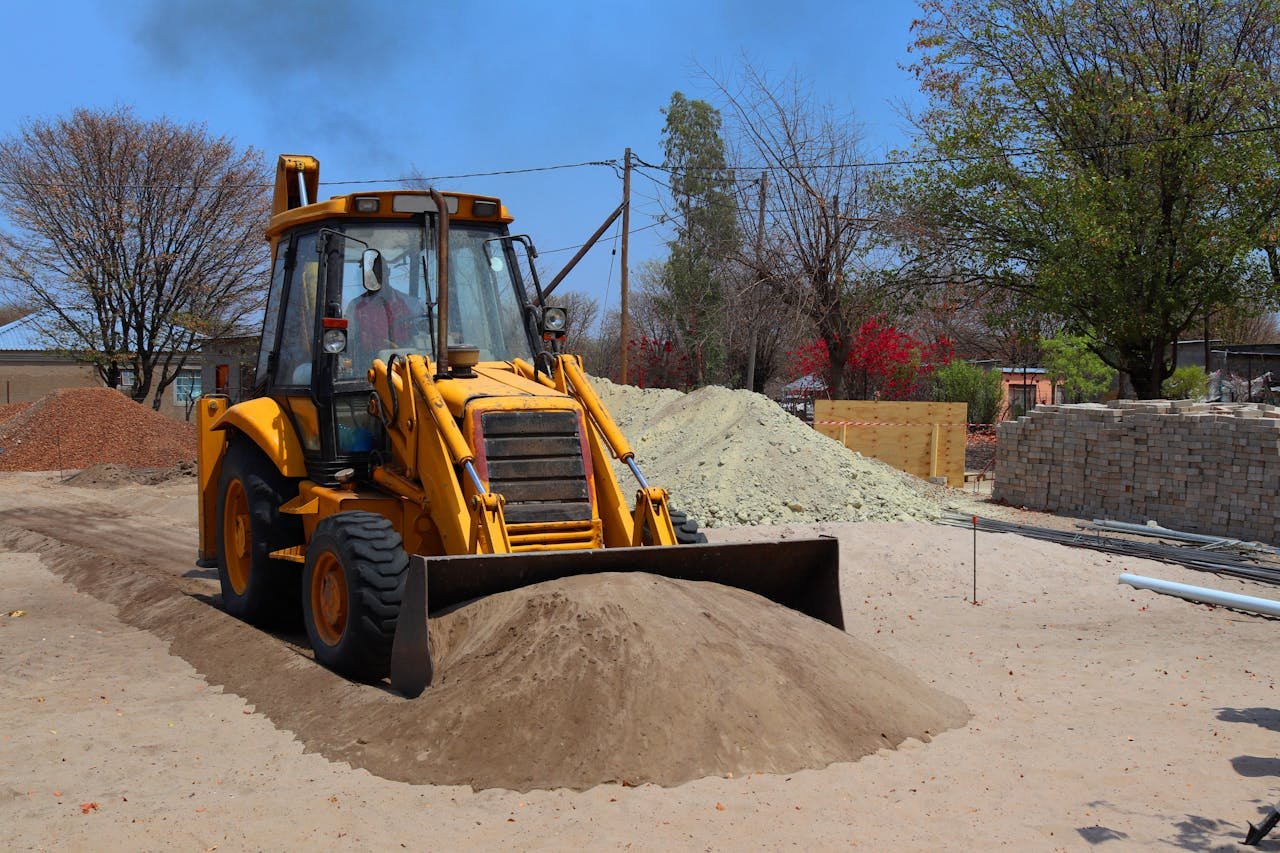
[2,471,1279,850]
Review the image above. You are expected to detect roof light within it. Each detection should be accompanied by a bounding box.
[354,196,380,213]
[472,200,499,217]
[392,194,460,214]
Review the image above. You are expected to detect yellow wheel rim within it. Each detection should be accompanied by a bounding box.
[310,551,348,647]
[222,479,251,595]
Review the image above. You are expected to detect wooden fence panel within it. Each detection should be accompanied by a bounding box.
[814,400,967,486]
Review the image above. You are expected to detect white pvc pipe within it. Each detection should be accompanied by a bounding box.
[1119,572,1280,618]
[1094,518,1237,545]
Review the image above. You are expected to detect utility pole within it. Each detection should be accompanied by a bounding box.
[745,172,768,393]
[1204,312,1211,375]
[620,148,632,384]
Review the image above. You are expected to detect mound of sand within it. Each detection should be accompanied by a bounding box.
[2,519,967,792]
[593,379,944,527]
[410,572,968,790]
[62,461,197,488]
[0,388,195,471]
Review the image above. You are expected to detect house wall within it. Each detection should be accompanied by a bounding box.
[200,338,259,404]
[999,372,1060,419]
[0,359,98,404]
[148,369,204,422]
[0,354,201,421]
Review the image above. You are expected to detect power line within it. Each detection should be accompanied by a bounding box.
[633,164,796,218]
[0,158,621,192]
[631,121,1280,174]
[538,220,665,255]
[632,163,886,224]
[601,217,621,319]
[325,159,620,186]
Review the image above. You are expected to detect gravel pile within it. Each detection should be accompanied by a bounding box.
[0,402,31,424]
[592,379,945,527]
[0,388,195,472]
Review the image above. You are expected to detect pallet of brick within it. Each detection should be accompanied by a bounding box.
[995,401,1280,544]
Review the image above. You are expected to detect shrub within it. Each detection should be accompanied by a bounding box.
[1041,334,1116,403]
[932,361,1003,424]
[1162,365,1208,400]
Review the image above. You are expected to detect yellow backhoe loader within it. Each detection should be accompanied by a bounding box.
[196,154,842,697]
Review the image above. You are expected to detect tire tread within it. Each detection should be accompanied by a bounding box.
[303,511,408,682]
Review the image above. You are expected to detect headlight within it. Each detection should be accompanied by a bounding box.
[542,307,567,333]
[322,328,348,354]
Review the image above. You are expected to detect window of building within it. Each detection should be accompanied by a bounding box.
[173,369,202,403]
[1009,383,1037,417]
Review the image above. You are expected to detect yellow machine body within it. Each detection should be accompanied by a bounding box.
[195,154,843,696]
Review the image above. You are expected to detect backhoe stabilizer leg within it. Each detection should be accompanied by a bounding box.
[389,555,432,698]
[632,486,675,546]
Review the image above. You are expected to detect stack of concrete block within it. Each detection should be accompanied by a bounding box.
[995,400,1280,543]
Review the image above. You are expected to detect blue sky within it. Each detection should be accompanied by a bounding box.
[2,0,926,315]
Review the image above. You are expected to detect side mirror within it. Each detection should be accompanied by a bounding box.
[362,249,384,292]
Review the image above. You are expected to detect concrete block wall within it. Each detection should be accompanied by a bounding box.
[995,400,1280,543]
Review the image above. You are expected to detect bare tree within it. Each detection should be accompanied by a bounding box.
[706,64,895,399]
[579,309,623,380]
[1209,303,1280,345]
[0,106,270,409]
[550,289,601,349]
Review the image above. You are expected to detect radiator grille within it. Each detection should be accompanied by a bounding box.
[480,410,592,524]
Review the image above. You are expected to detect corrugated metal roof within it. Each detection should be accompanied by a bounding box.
[0,312,56,351]
[0,310,257,353]
[783,373,826,393]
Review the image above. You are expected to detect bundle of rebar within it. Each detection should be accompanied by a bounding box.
[940,512,1280,586]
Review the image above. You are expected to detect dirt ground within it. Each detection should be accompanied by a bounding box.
[2,471,1279,850]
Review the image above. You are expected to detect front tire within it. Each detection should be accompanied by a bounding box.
[302,511,408,682]
[216,439,301,626]
[669,508,709,545]
[642,507,709,545]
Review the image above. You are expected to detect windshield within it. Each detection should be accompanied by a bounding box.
[334,221,533,380]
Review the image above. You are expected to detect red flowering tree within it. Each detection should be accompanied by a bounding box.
[788,319,953,400]
[627,337,695,390]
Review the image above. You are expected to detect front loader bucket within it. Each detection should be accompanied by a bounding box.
[390,537,842,698]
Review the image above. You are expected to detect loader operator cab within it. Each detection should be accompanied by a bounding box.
[333,222,534,371]
[257,207,541,479]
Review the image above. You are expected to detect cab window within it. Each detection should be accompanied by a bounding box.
[276,232,319,386]
[256,248,287,380]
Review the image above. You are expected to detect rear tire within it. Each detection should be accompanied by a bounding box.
[302,511,408,682]
[216,439,301,626]
[668,508,709,545]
